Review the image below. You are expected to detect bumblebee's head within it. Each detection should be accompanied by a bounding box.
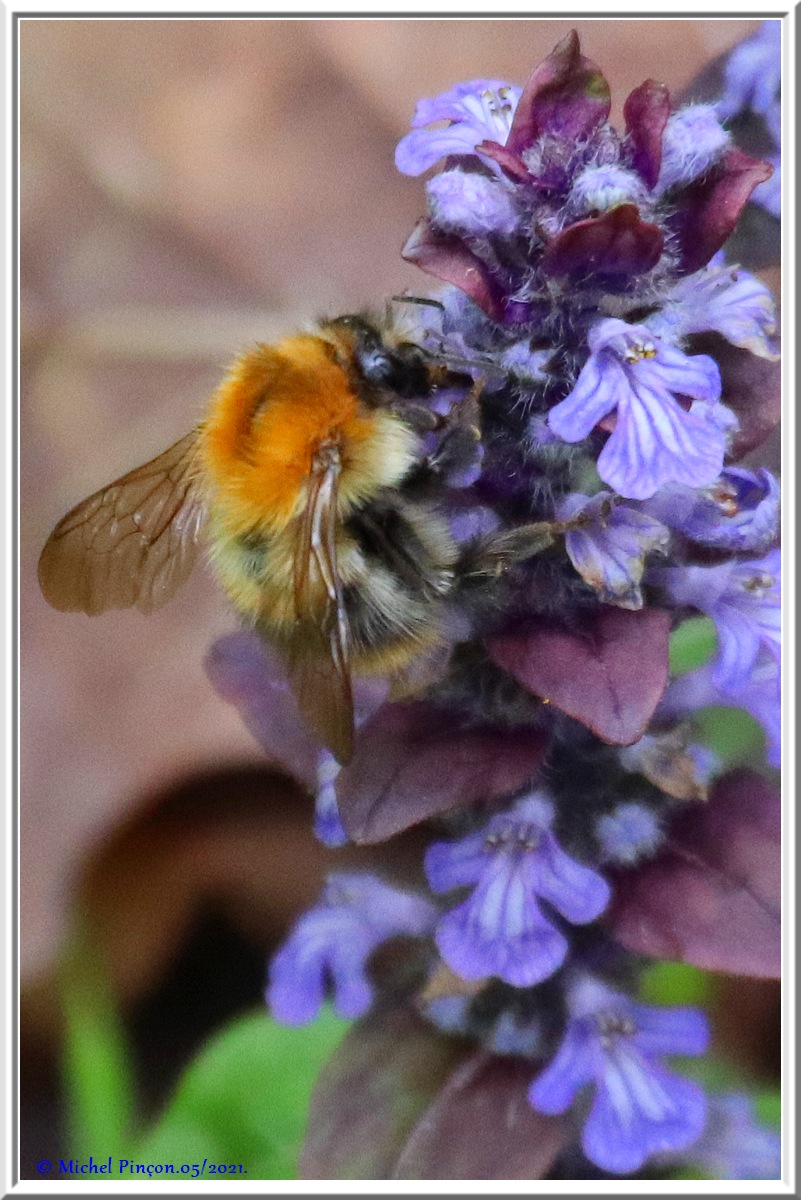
[322,314,434,399]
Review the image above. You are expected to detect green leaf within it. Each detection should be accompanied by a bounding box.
[695,705,765,767]
[639,961,713,1008]
[60,930,137,1158]
[669,616,716,675]
[754,1088,781,1129]
[136,1008,350,1180]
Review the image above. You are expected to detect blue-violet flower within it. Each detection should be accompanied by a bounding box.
[548,319,725,500]
[663,652,780,769]
[653,549,780,690]
[425,792,610,987]
[650,260,778,360]
[267,873,436,1024]
[395,79,521,176]
[529,974,709,1175]
[557,491,669,609]
[642,466,779,553]
[689,1092,781,1180]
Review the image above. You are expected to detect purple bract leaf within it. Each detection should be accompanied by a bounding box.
[337,700,547,843]
[684,332,781,461]
[608,769,780,978]
[623,79,671,189]
[392,1052,569,1179]
[506,30,611,154]
[671,146,774,274]
[299,1007,469,1180]
[541,205,664,278]
[488,607,671,746]
[204,630,319,788]
[401,217,508,323]
[707,335,781,462]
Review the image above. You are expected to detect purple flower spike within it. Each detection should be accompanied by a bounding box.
[643,467,780,553]
[655,105,730,194]
[529,975,709,1175]
[267,873,437,1025]
[548,319,724,500]
[558,491,669,609]
[653,261,778,359]
[425,792,611,987]
[654,549,780,690]
[395,79,521,176]
[689,1093,781,1180]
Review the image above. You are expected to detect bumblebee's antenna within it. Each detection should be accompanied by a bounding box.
[390,295,446,312]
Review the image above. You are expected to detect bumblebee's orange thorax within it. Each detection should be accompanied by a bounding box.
[201,335,418,536]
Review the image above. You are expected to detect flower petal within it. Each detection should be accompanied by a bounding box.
[436,867,568,987]
[583,1057,707,1174]
[396,124,500,176]
[713,603,764,688]
[649,345,722,404]
[548,356,624,442]
[529,832,611,924]
[628,1003,710,1057]
[597,382,725,500]
[528,1022,597,1115]
[425,832,488,894]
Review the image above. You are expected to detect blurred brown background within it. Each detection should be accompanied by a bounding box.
[22,17,778,1171]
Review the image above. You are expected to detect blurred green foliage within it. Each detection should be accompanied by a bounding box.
[62,935,349,1180]
[135,1009,350,1179]
[669,617,767,765]
[669,615,717,675]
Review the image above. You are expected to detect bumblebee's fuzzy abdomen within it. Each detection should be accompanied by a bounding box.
[208,494,458,672]
[339,496,458,670]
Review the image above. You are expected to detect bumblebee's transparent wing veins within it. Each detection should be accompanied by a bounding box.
[38,430,207,615]
[286,444,355,764]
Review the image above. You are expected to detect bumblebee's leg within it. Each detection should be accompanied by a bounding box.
[456,521,559,582]
[456,503,612,581]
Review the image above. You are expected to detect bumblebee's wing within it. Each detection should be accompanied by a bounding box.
[38,431,207,615]
[286,448,355,764]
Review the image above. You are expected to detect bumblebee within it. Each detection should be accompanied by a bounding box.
[39,313,574,762]
[38,315,480,758]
